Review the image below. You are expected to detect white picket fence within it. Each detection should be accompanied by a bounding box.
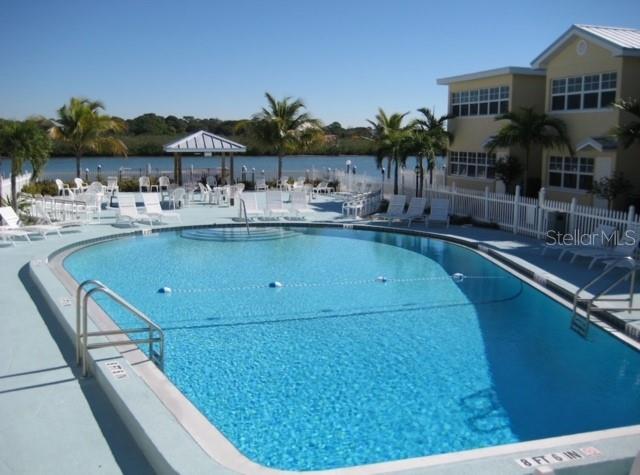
[425,183,638,240]
[0,173,32,200]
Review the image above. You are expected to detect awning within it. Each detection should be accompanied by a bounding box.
[163,130,247,154]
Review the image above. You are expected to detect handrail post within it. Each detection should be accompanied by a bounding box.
[76,279,105,364]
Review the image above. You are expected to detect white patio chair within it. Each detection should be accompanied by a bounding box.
[73,178,88,193]
[266,190,289,218]
[290,191,314,218]
[116,194,153,226]
[55,179,70,196]
[158,176,171,191]
[255,178,268,191]
[375,195,406,222]
[0,206,62,239]
[313,181,334,196]
[170,188,187,209]
[426,198,450,227]
[142,193,181,224]
[139,176,153,192]
[106,177,119,195]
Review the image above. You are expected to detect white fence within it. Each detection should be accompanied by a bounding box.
[0,173,32,200]
[425,183,639,240]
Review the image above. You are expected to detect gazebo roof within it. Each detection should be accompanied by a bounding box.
[163,130,247,154]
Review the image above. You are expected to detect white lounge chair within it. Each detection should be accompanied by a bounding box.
[558,225,616,262]
[142,193,181,224]
[544,224,615,258]
[426,198,450,227]
[33,201,84,227]
[106,177,119,195]
[266,190,289,218]
[116,194,153,226]
[375,195,406,222]
[0,206,62,239]
[290,191,314,218]
[568,232,638,269]
[400,197,428,226]
[240,193,265,219]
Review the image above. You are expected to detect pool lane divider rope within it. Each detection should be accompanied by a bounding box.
[162,274,508,294]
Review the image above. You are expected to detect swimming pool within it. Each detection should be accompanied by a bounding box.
[64,226,640,471]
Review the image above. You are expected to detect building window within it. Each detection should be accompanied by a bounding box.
[449,151,496,179]
[548,156,594,190]
[450,86,509,117]
[550,72,617,112]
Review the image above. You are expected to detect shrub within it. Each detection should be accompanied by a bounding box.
[118,178,139,192]
[21,180,59,196]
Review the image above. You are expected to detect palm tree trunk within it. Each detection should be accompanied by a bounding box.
[417,157,424,197]
[75,153,81,178]
[386,157,391,179]
[10,159,18,211]
[393,158,399,194]
[278,154,283,180]
[523,146,530,196]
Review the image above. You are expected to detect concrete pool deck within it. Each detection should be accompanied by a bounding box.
[1,193,639,474]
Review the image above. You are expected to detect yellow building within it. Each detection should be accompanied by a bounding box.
[532,25,640,206]
[437,24,640,205]
[437,68,546,192]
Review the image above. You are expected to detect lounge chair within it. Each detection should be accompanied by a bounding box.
[400,197,428,227]
[33,201,84,227]
[290,191,314,218]
[142,193,181,224]
[426,198,450,227]
[568,232,638,269]
[240,193,265,219]
[558,224,616,262]
[106,177,119,195]
[375,195,406,222]
[266,190,289,218]
[0,226,31,245]
[116,194,153,226]
[0,206,62,239]
[544,224,615,258]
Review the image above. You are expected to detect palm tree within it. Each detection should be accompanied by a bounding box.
[250,93,320,180]
[613,98,640,148]
[367,109,412,194]
[49,98,127,177]
[0,120,52,210]
[486,107,572,196]
[411,108,452,195]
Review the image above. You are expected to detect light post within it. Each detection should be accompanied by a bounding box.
[84,168,89,183]
[346,160,352,191]
[241,165,247,182]
[381,167,385,194]
[97,164,102,182]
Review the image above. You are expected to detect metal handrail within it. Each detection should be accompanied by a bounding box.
[239,198,250,235]
[571,256,639,336]
[76,281,164,377]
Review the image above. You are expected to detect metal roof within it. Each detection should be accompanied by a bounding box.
[532,24,640,68]
[163,130,247,154]
[436,67,545,85]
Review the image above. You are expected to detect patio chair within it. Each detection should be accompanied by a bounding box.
[139,176,156,192]
[142,193,181,224]
[400,197,428,227]
[426,198,450,227]
[255,178,268,191]
[55,179,71,196]
[170,187,187,209]
[266,190,289,218]
[115,194,153,226]
[0,206,62,239]
[158,176,171,192]
[106,177,119,195]
[375,195,406,222]
[73,178,89,193]
[313,181,334,196]
[290,191,314,218]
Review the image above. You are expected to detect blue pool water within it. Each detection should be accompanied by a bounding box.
[64,227,640,470]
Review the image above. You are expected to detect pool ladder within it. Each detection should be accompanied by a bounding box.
[239,198,250,235]
[570,256,640,337]
[76,280,165,377]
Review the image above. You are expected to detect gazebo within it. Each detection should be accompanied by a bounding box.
[163,130,247,185]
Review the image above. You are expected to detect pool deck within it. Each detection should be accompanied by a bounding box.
[2,193,639,474]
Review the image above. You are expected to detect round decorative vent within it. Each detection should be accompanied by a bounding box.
[577,39,588,56]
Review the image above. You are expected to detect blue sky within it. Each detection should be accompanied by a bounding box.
[1,0,638,126]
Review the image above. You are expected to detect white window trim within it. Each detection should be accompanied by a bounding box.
[449,151,497,180]
[450,85,510,118]
[547,156,595,191]
[549,71,617,113]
